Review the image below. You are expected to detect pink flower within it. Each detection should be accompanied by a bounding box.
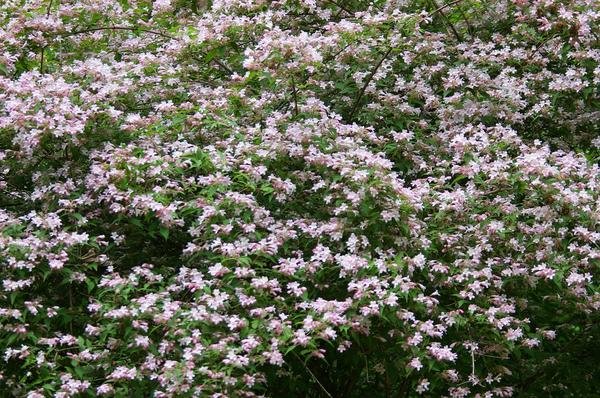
[108,366,137,380]
[416,379,430,394]
[408,357,423,371]
[97,384,114,395]
[428,343,457,362]
[263,350,284,366]
[505,328,523,341]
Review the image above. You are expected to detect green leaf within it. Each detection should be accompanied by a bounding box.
[159,226,170,240]
[86,278,95,293]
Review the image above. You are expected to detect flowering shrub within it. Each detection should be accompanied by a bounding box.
[0,0,599,397]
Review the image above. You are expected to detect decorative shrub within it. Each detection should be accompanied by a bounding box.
[0,0,598,397]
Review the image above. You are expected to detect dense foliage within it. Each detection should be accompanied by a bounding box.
[0,0,599,397]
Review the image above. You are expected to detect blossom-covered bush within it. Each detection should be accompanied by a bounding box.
[0,0,599,397]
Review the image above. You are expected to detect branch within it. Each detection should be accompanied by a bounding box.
[457,6,474,38]
[324,41,353,63]
[291,76,299,116]
[348,46,393,120]
[532,34,561,56]
[470,347,476,378]
[430,0,464,16]
[324,0,353,15]
[212,58,233,75]
[292,352,333,398]
[190,55,233,75]
[429,0,462,41]
[62,26,175,40]
[40,0,53,73]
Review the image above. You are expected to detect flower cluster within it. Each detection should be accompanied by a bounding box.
[0,0,598,397]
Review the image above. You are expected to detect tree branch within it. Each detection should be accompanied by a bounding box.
[429,0,462,41]
[348,46,393,121]
[40,0,54,73]
[292,352,333,398]
[291,76,299,116]
[63,26,175,40]
[430,0,464,16]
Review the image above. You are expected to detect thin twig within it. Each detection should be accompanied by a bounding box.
[532,34,561,56]
[292,352,333,398]
[212,58,233,75]
[324,41,353,63]
[348,46,393,120]
[39,46,47,74]
[63,26,175,40]
[471,347,476,378]
[429,0,462,41]
[430,0,464,16]
[79,250,98,261]
[40,0,54,73]
[291,76,299,116]
[191,55,233,75]
[324,0,353,14]
[457,6,474,38]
